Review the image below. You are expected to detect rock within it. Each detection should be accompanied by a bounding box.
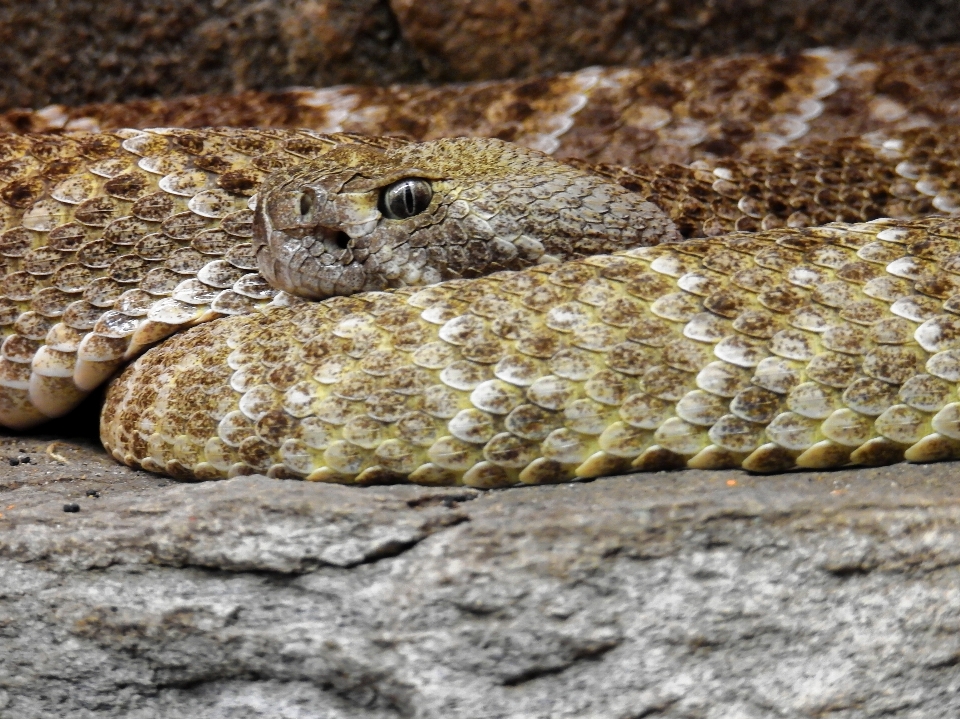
[2,431,960,716]
[6,0,960,110]
[393,0,960,82]
[0,0,425,110]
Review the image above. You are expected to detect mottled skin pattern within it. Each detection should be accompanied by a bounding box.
[0,129,398,429]
[2,119,960,482]
[584,126,960,238]
[0,129,675,430]
[102,217,960,484]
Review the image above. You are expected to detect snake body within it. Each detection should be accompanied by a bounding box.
[102,216,960,485]
[3,64,960,482]
[0,128,683,430]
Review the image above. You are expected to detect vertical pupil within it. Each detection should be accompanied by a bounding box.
[382,178,432,219]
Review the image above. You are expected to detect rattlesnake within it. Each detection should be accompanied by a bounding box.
[5,47,960,485]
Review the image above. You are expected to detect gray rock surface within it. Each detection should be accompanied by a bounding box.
[2,431,960,718]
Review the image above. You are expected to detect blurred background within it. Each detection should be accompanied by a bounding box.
[1,0,958,110]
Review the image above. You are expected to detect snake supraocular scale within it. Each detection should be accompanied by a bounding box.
[1,124,960,484]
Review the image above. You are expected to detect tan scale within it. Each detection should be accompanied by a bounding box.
[7,125,960,432]
[0,128,429,429]
[0,129,691,429]
[102,216,960,484]
[0,128,957,484]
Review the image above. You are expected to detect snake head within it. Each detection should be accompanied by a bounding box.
[252,137,678,300]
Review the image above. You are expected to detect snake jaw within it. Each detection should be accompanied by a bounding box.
[250,173,381,298]
[253,216,378,300]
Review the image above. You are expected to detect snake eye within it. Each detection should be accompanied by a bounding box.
[380,178,433,220]
[298,189,315,218]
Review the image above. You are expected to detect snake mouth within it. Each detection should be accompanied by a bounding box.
[258,223,387,300]
[253,193,389,299]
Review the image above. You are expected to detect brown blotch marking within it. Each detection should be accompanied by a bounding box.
[30,137,79,162]
[42,158,84,181]
[164,248,208,274]
[217,206,250,233]
[281,136,335,158]
[515,330,561,359]
[255,410,297,446]
[916,273,960,300]
[132,192,176,222]
[839,300,887,325]
[48,222,89,251]
[732,310,781,339]
[135,234,177,260]
[217,169,264,196]
[74,134,121,159]
[625,316,676,347]
[626,272,675,301]
[0,227,34,256]
[161,212,210,240]
[836,261,882,284]
[806,352,862,388]
[75,196,124,227]
[641,365,695,401]
[267,363,306,391]
[78,240,122,268]
[104,172,151,201]
[194,155,236,174]
[23,247,66,275]
[1,177,44,208]
[704,289,750,318]
[863,345,924,385]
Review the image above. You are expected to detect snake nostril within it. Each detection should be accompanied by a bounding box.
[299,189,314,217]
[335,232,351,250]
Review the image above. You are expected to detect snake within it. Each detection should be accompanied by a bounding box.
[3,47,960,485]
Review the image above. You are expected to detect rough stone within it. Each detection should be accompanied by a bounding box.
[5,0,960,110]
[0,0,425,111]
[2,428,960,717]
[392,0,960,82]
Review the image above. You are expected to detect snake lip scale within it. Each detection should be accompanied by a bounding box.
[0,120,959,485]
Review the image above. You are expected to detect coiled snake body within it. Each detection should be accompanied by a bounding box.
[3,119,960,485]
